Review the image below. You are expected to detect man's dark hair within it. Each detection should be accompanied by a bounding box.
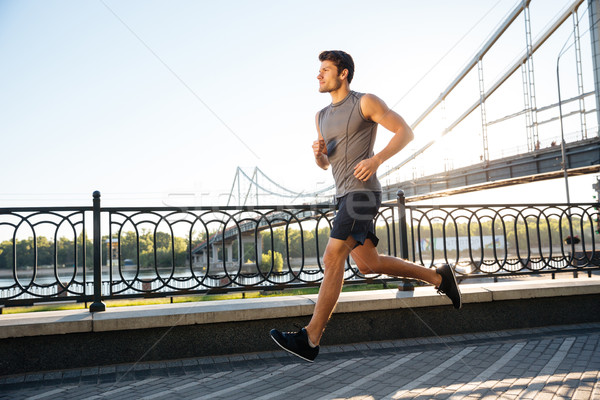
[319,50,354,84]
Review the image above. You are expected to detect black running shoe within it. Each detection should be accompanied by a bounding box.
[436,264,462,309]
[270,328,319,362]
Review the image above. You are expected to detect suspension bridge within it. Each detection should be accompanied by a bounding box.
[228,0,600,206]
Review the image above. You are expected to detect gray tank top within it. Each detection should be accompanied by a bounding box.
[318,91,382,198]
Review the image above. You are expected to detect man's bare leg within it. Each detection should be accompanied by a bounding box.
[281,236,461,353]
[351,239,461,309]
[351,240,442,286]
[304,236,355,346]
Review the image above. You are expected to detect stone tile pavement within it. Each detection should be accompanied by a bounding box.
[1,322,599,399]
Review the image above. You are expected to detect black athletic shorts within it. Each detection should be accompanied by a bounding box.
[330,191,381,247]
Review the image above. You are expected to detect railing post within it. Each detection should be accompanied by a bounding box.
[397,190,409,260]
[89,191,105,312]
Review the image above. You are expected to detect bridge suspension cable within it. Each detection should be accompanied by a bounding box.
[379,0,587,181]
[227,167,335,206]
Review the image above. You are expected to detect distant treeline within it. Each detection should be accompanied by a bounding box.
[0,217,595,269]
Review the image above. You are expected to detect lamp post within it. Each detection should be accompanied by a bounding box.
[556,70,572,206]
[556,15,581,267]
[556,29,573,207]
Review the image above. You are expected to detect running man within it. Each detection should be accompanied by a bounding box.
[270,50,461,362]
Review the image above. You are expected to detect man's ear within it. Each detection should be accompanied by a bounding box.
[340,68,348,80]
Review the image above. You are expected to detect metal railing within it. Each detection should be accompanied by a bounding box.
[404,197,600,278]
[0,191,598,310]
[0,203,93,307]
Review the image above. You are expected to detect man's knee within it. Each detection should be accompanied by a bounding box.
[322,238,354,271]
[322,250,344,271]
[356,261,371,274]
[355,255,381,274]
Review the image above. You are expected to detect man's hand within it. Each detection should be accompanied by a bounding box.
[312,138,326,158]
[353,157,381,182]
[312,138,330,170]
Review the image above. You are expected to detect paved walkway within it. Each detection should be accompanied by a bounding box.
[1,323,599,400]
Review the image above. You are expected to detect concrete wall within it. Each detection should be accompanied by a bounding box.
[0,277,599,376]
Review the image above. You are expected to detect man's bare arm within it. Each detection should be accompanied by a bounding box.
[313,112,330,170]
[353,94,414,182]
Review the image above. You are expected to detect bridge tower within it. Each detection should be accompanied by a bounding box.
[589,0,600,136]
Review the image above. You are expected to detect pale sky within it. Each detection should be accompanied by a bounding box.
[0,0,597,207]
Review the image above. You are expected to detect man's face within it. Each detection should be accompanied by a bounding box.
[317,60,343,93]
